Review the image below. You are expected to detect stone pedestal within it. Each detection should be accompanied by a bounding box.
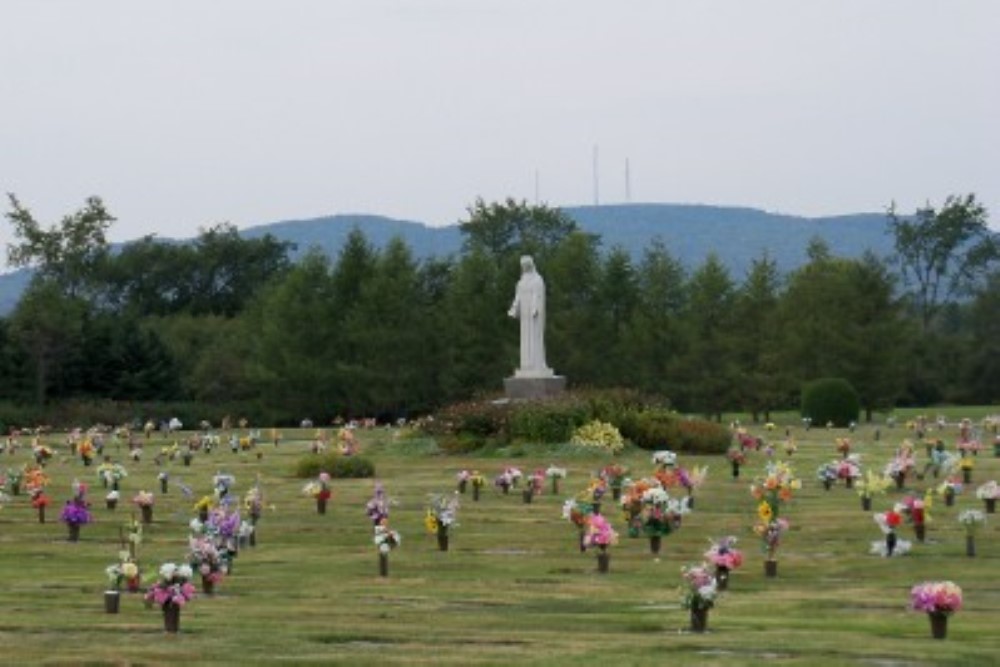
[504,375,566,399]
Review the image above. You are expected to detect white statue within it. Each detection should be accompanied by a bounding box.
[508,255,553,378]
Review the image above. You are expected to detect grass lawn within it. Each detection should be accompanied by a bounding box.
[0,419,998,666]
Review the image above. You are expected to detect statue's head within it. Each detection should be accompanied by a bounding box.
[520,256,535,272]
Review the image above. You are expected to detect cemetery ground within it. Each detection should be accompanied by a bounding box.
[0,408,997,666]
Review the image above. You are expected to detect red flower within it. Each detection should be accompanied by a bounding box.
[885,511,902,528]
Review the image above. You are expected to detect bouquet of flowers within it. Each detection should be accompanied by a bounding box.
[855,470,892,500]
[188,535,228,587]
[24,465,50,517]
[957,439,982,456]
[144,562,196,609]
[704,536,744,572]
[6,467,22,495]
[835,437,851,457]
[212,472,236,499]
[60,480,92,527]
[106,559,140,592]
[783,438,798,457]
[937,478,962,505]
[424,492,459,535]
[816,461,839,488]
[132,490,155,507]
[626,485,689,538]
[244,484,264,520]
[365,482,392,525]
[734,429,758,452]
[455,469,472,493]
[750,462,800,562]
[582,513,618,552]
[374,521,401,554]
[726,447,747,477]
[78,439,96,465]
[193,495,215,519]
[494,467,522,493]
[884,442,916,484]
[958,509,986,535]
[652,450,678,468]
[302,472,333,501]
[836,456,862,484]
[32,442,54,465]
[910,581,962,615]
[545,465,567,494]
[680,562,718,611]
[97,461,127,489]
[975,480,1000,500]
[871,509,910,557]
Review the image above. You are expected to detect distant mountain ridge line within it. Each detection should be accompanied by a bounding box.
[0,203,894,314]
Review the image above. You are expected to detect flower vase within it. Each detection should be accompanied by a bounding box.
[592,502,602,516]
[845,477,854,489]
[104,590,120,614]
[437,525,449,552]
[686,494,695,510]
[501,484,509,495]
[202,575,215,595]
[141,505,153,525]
[522,488,533,504]
[914,523,926,542]
[945,490,955,507]
[894,473,905,490]
[183,454,192,467]
[861,496,872,511]
[199,508,209,522]
[67,523,81,542]
[378,553,389,577]
[985,498,996,514]
[457,480,467,494]
[963,469,972,484]
[11,483,19,496]
[578,529,586,553]
[551,479,560,495]
[966,535,976,557]
[649,535,662,556]
[106,499,117,510]
[689,606,709,633]
[126,576,141,593]
[163,603,181,633]
[928,612,948,640]
[823,479,832,491]
[731,462,740,479]
[596,549,610,574]
[472,484,481,502]
[764,560,777,578]
[715,566,729,591]
[886,532,897,556]
[611,487,621,502]
[37,505,45,524]
[160,479,168,494]
[316,497,328,515]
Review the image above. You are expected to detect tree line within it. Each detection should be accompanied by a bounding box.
[2,194,997,423]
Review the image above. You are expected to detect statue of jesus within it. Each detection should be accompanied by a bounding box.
[508,255,553,378]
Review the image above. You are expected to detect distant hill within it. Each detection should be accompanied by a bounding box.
[0,203,895,314]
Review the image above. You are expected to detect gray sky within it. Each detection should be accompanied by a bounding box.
[2,0,998,244]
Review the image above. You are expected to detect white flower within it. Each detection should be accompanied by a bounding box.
[159,563,177,580]
[652,450,677,466]
[177,564,194,580]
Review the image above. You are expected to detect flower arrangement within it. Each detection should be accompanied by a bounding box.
[494,467,521,493]
[6,467,22,495]
[570,420,625,454]
[468,471,486,499]
[145,562,196,609]
[975,480,1000,500]
[456,469,472,493]
[626,485,688,538]
[750,462,800,562]
[132,491,155,507]
[545,465,567,494]
[899,493,930,526]
[884,441,916,482]
[652,450,677,468]
[193,495,215,518]
[582,513,618,551]
[244,484,264,519]
[836,456,862,483]
[783,438,798,457]
[106,559,140,592]
[937,478,962,503]
[212,472,235,498]
[562,498,591,531]
[60,480,92,527]
[958,509,986,536]
[816,462,839,487]
[424,492,460,534]
[302,472,333,500]
[855,470,892,499]
[957,439,982,456]
[910,581,962,615]
[78,439,96,464]
[599,463,629,497]
[726,447,747,465]
[374,522,401,554]
[188,535,228,585]
[679,562,718,611]
[835,437,851,457]
[365,482,392,525]
[704,536,744,571]
[734,429,758,451]
[32,442,54,465]
[871,509,910,557]
[97,461,127,489]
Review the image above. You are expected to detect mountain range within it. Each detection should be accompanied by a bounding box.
[0,203,894,314]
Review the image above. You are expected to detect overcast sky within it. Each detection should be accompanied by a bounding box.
[1,0,998,244]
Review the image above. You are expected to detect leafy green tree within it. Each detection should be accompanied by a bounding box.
[459,198,578,267]
[676,254,737,419]
[594,246,639,386]
[962,271,1000,402]
[733,253,786,421]
[544,232,604,384]
[5,193,114,298]
[7,279,86,404]
[888,194,998,331]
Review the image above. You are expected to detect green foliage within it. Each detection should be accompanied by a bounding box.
[617,409,730,454]
[801,377,861,427]
[295,453,375,479]
[508,400,588,443]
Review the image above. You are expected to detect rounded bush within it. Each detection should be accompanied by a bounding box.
[296,454,375,479]
[801,378,860,427]
[617,409,729,454]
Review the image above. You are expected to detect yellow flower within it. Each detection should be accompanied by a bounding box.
[424,511,439,534]
[758,501,773,522]
[121,562,139,578]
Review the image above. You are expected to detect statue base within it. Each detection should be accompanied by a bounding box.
[504,376,566,400]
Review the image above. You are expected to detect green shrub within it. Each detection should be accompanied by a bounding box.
[618,409,729,454]
[508,400,589,443]
[801,378,860,427]
[296,454,375,479]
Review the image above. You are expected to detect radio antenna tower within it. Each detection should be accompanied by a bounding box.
[592,144,600,206]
